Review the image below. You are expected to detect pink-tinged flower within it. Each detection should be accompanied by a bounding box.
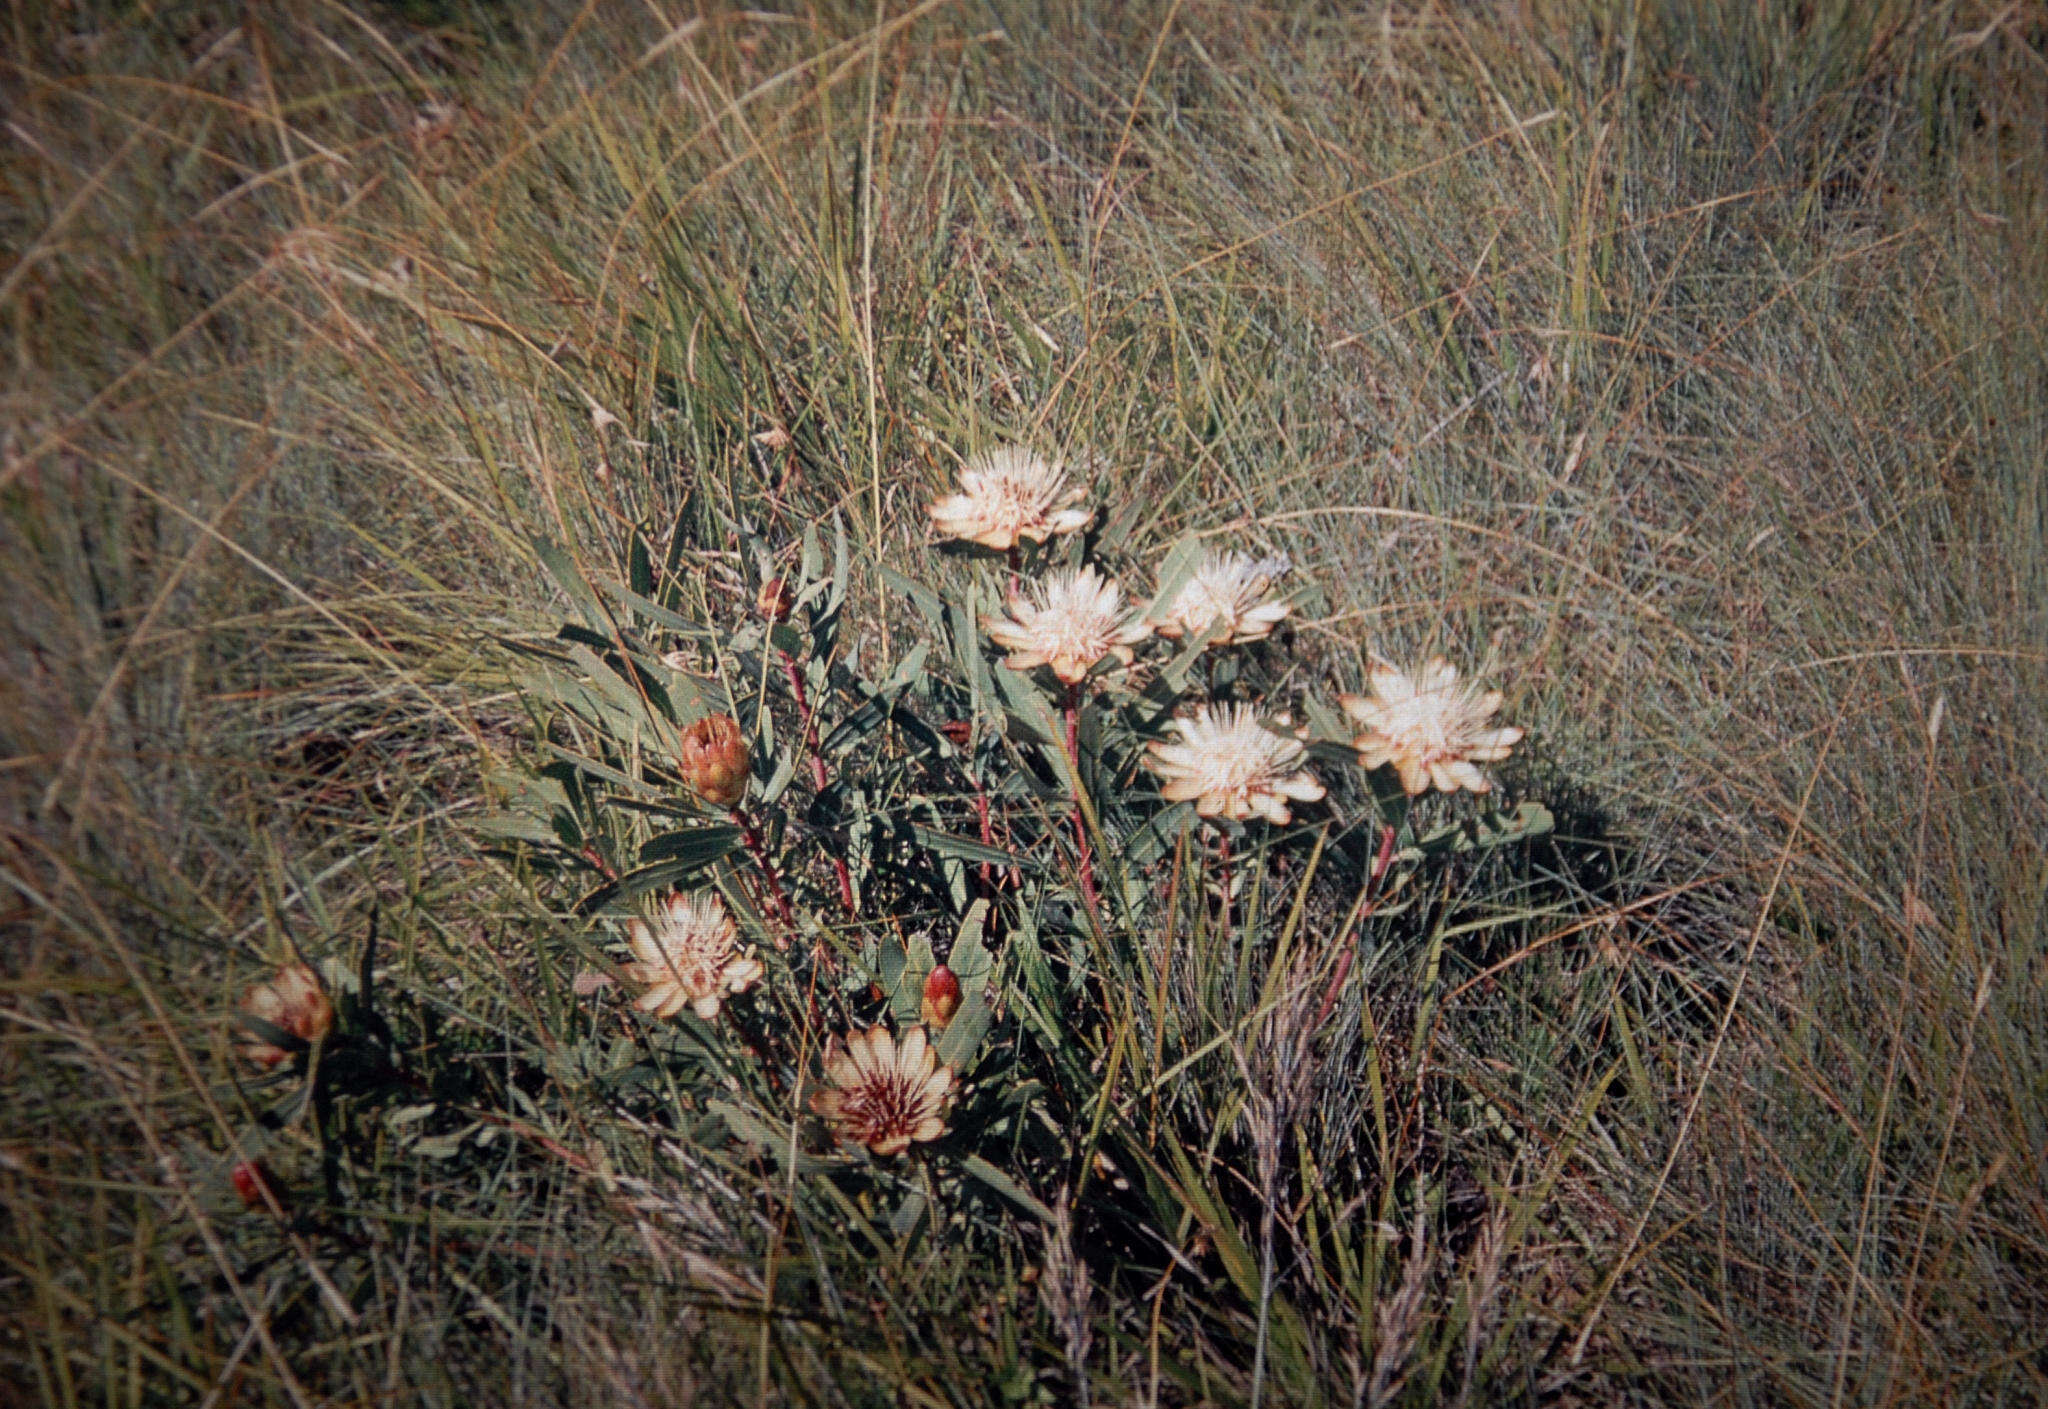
[983,566,1152,685]
[238,963,334,1068]
[1339,658,1523,796]
[1145,703,1326,823]
[809,1025,955,1156]
[927,447,1092,551]
[1154,551,1293,645]
[623,891,762,1021]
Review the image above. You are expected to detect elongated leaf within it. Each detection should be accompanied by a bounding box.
[1398,800,1554,862]
[910,825,1037,874]
[880,565,948,631]
[960,1154,1053,1222]
[638,824,742,866]
[935,901,998,1070]
[534,537,612,634]
[576,838,740,914]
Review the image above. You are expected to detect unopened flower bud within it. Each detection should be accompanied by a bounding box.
[921,964,962,1030]
[755,576,795,624]
[680,713,750,808]
[237,963,333,1068]
[231,1159,286,1212]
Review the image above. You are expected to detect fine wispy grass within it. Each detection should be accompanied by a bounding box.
[3,1,2044,1404]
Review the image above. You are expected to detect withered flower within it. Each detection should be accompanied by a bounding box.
[238,963,333,1068]
[755,576,796,624]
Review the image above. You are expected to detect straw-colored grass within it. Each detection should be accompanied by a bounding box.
[4,1,2043,1403]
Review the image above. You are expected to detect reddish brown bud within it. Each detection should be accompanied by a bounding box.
[755,576,796,624]
[231,1159,286,1212]
[237,963,334,1068]
[680,713,750,808]
[938,719,973,748]
[921,964,962,1030]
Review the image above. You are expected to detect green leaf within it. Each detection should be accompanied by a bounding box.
[1122,801,1196,868]
[910,825,1038,874]
[880,565,947,631]
[1301,693,1352,744]
[948,900,994,985]
[889,1189,928,1241]
[994,659,1061,748]
[471,812,562,847]
[576,835,740,915]
[1398,800,1554,861]
[628,528,654,599]
[534,538,612,635]
[936,901,998,1070]
[893,930,938,1025]
[638,824,743,866]
[959,1154,1053,1222]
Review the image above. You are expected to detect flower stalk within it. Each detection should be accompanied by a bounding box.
[1065,682,1100,921]
[1311,822,1398,1032]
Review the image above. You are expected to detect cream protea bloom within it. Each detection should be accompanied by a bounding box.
[927,446,1092,550]
[983,565,1152,685]
[238,963,335,1068]
[1145,702,1326,823]
[1155,551,1293,645]
[622,891,762,1021]
[1340,658,1524,796]
[809,1024,955,1157]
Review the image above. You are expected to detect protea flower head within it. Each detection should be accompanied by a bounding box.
[1155,551,1293,646]
[983,565,1152,685]
[810,1024,955,1157]
[238,963,334,1068]
[680,712,750,808]
[927,446,1092,551]
[622,891,762,1021]
[1340,657,1523,796]
[1145,702,1326,824]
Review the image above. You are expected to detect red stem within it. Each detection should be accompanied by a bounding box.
[1312,822,1397,1032]
[734,806,796,948]
[783,651,858,916]
[973,785,996,894]
[1066,684,1100,921]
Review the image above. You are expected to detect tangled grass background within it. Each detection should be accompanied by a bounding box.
[3,1,2044,1404]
